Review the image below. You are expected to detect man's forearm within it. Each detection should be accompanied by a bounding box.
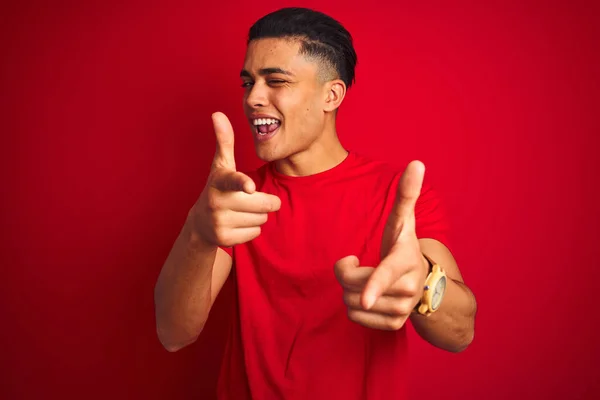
[410,277,477,352]
[154,222,218,352]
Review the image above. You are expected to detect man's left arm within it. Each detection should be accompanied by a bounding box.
[411,238,477,352]
[334,161,477,353]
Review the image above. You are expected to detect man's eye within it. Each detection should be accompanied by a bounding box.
[241,82,253,88]
[268,80,286,85]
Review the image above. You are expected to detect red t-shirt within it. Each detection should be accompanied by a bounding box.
[216,151,450,400]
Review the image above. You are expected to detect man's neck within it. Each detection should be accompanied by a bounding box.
[274,135,348,177]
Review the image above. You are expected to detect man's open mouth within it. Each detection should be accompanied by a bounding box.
[253,118,281,135]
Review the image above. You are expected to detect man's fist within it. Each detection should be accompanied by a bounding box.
[189,112,281,247]
[334,255,426,331]
[334,161,429,331]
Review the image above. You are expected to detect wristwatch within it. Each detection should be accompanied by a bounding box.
[415,253,447,316]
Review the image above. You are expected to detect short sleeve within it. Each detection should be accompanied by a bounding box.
[414,180,452,250]
[379,168,452,253]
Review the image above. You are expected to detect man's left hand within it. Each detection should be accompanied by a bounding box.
[334,160,430,331]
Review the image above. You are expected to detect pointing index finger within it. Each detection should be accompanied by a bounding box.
[334,256,374,290]
[229,191,282,213]
[338,267,375,290]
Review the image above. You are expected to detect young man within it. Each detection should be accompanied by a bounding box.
[154,7,477,400]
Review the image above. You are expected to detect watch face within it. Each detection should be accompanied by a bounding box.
[431,276,447,310]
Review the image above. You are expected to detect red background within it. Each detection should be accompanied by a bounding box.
[2,0,599,399]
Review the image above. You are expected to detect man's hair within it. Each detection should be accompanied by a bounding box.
[248,7,358,89]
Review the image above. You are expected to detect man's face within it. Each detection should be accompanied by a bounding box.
[241,38,328,162]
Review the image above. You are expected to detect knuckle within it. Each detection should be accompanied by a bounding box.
[249,226,262,240]
[375,266,394,285]
[342,292,353,307]
[338,269,350,285]
[258,213,268,225]
[403,279,420,297]
[394,302,411,316]
[347,308,359,322]
[210,209,226,228]
[390,301,406,316]
[206,193,222,211]
[213,226,232,246]
[333,262,343,278]
[387,317,404,331]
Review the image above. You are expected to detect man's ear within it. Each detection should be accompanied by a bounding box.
[323,79,347,112]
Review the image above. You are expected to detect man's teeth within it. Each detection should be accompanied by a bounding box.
[253,118,280,126]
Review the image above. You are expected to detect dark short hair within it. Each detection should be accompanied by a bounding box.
[248,7,358,89]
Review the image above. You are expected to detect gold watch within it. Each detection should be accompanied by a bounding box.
[415,253,447,316]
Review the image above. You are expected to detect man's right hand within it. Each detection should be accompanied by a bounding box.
[189,112,281,247]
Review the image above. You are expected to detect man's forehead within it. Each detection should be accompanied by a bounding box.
[243,38,311,73]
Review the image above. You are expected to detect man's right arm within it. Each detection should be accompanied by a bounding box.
[154,217,232,352]
[153,112,280,352]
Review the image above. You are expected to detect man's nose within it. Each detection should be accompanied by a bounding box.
[245,83,269,108]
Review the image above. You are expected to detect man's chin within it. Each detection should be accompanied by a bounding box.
[254,150,280,163]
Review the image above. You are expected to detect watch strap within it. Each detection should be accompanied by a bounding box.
[414,253,435,315]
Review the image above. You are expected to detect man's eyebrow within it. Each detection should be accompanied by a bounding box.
[240,67,295,78]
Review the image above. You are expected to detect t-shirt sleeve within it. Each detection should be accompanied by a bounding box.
[380,169,453,253]
[414,179,452,250]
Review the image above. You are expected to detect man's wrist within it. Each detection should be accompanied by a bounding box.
[182,218,216,253]
[412,252,434,315]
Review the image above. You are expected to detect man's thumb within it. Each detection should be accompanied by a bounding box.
[334,255,360,284]
[212,112,236,170]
